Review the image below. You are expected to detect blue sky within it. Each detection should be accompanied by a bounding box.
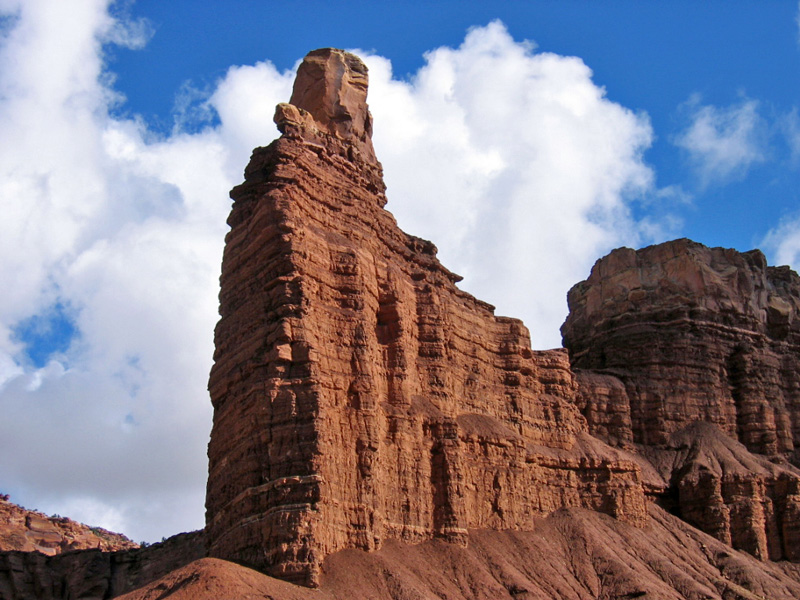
[1,0,799,543]
[109,1,800,253]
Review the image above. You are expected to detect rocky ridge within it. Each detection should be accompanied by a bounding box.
[0,529,204,600]
[0,494,136,556]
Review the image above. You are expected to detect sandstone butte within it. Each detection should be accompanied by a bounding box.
[3,48,800,600]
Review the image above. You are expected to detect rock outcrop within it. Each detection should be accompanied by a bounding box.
[0,530,205,600]
[278,48,376,164]
[0,496,205,599]
[205,48,648,587]
[562,239,800,561]
[0,494,136,556]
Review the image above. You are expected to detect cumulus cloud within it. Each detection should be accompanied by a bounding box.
[763,215,800,269]
[0,0,292,541]
[362,21,657,347]
[0,6,666,541]
[675,96,768,186]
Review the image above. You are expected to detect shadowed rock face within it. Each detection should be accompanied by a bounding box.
[204,48,648,587]
[0,496,205,599]
[0,530,205,600]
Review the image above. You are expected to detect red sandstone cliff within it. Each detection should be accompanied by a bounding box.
[205,48,648,587]
[562,240,800,455]
[562,239,800,562]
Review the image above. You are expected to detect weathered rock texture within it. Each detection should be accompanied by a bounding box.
[562,239,800,561]
[205,48,648,587]
[0,494,136,556]
[563,239,800,455]
[280,48,376,164]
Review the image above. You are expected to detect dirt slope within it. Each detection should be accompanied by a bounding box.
[120,505,800,600]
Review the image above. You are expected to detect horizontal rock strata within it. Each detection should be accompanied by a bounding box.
[562,239,800,561]
[562,239,800,456]
[205,48,648,587]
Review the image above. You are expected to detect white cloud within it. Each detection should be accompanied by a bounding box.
[763,215,800,269]
[0,6,668,542]
[362,21,657,348]
[675,95,767,186]
[0,0,291,541]
[209,60,296,172]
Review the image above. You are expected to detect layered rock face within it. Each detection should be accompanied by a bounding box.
[562,239,800,561]
[563,239,800,455]
[205,48,647,587]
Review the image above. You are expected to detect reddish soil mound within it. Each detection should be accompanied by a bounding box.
[121,505,800,600]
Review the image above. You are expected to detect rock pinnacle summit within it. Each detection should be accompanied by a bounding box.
[275,48,377,164]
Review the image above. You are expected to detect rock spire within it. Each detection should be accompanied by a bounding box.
[204,48,647,587]
[275,48,376,164]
